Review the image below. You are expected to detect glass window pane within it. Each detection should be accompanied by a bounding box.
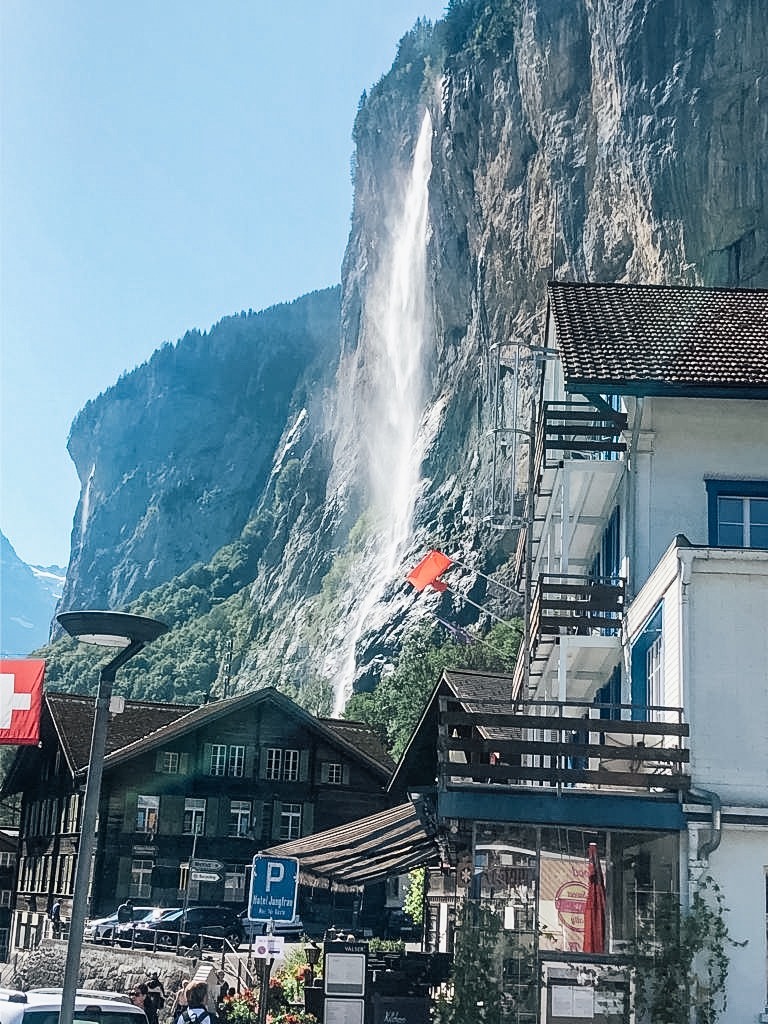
[718,522,744,546]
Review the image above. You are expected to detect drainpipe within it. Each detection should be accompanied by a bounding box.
[689,788,722,861]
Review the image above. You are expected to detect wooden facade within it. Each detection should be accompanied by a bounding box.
[2,688,394,949]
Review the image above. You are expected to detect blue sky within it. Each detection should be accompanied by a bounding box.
[0,0,446,569]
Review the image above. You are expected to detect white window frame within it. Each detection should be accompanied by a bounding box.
[280,803,302,841]
[266,748,282,780]
[228,745,245,777]
[130,859,153,899]
[326,762,343,785]
[209,744,227,776]
[160,751,180,774]
[229,800,251,837]
[283,749,300,781]
[224,866,247,901]
[136,795,160,833]
[183,798,206,835]
[647,633,664,720]
[0,890,11,907]
[0,852,15,868]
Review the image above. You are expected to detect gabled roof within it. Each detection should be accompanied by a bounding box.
[48,692,195,775]
[99,687,394,779]
[388,668,516,795]
[548,281,768,398]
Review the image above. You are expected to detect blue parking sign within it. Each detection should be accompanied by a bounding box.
[249,855,299,922]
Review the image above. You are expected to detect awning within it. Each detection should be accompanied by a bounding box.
[263,801,440,890]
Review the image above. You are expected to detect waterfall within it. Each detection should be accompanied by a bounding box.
[327,109,434,714]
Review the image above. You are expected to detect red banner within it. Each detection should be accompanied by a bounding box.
[406,550,453,592]
[0,660,45,745]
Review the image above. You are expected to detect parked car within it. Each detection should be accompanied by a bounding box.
[238,909,305,941]
[0,988,145,1024]
[115,906,180,945]
[128,905,244,949]
[84,905,158,943]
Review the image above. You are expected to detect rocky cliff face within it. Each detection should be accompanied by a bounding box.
[50,0,768,709]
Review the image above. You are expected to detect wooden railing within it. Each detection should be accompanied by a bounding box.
[532,402,628,484]
[437,697,690,793]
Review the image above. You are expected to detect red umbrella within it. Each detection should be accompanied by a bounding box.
[582,842,606,953]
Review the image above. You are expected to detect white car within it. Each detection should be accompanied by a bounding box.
[0,988,145,1024]
[84,905,158,943]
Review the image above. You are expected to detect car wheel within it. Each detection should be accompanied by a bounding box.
[226,930,241,946]
[158,932,175,946]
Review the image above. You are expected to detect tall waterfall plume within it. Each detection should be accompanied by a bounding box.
[327,109,435,713]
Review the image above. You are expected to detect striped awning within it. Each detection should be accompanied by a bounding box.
[263,801,439,890]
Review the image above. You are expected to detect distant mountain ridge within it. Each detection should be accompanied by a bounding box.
[0,531,65,657]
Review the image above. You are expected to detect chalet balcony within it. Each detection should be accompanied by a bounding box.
[533,401,628,482]
[512,573,625,698]
[514,402,628,583]
[437,696,690,795]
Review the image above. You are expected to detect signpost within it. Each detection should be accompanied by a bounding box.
[249,855,299,923]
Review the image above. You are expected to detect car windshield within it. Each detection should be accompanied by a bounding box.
[25,1013,142,1024]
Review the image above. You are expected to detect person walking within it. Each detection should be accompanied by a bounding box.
[49,900,61,936]
[177,980,218,1024]
[146,973,166,1024]
[117,898,135,925]
[170,978,190,1024]
[131,984,151,1022]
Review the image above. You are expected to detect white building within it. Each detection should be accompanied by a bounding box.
[394,282,768,1023]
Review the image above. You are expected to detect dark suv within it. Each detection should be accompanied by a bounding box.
[128,905,244,949]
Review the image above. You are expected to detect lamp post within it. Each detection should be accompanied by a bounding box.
[56,611,168,1024]
[304,938,321,986]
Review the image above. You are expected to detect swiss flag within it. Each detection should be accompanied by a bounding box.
[0,660,45,745]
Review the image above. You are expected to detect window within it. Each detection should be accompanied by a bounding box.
[0,852,15,868]
[209,744,227,776]
[0,891,11,907]
[229,800,251,837]
[136,795,159,833]
[283,749,299,781]
[228,745,245,777]
[706,479,768,548]
[326,763,343,785]
[224,866,246,901]
[183,798,206,835]
[630,604,663,721]
[280,803,302,841]
[160,751,179,774]
[130,859,153,899]
[647,634,664,722]
[266,748,300,781]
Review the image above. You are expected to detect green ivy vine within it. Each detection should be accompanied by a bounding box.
[631,874,745,1024]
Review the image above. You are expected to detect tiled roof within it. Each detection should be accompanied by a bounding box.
[548,282,768,395]
[319,718,396,773]
[47,692,196,774]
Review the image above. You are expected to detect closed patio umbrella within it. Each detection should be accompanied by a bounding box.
[582,842,606,953]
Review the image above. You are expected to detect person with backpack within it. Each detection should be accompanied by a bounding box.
[177,981,218,1024]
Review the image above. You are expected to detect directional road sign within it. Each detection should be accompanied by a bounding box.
[249,855,299,923]
[191,872,221,882]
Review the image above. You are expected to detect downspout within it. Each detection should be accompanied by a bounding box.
[689,788,722,861]
[677,544,722,863]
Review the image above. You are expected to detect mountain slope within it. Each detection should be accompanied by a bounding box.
[42,0,768,714]
[0,532,65,657]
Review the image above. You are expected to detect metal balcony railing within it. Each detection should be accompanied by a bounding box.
[532,402,628,484]
[437,697,690,794]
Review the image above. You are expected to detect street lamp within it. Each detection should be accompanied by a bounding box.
[303,938,321,986]
[56,610,168,1024]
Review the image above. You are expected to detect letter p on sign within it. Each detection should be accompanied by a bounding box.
[266,861,285,891]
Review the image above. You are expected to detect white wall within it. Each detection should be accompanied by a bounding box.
[632,397,767,593]
[684,548,768,805]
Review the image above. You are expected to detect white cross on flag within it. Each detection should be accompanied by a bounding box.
[0,660,45,745]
